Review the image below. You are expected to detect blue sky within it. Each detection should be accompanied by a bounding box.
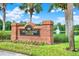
[0,3,79,25]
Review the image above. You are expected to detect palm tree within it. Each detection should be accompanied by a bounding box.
[19,3,42,22]
[48,3,68,36]
[0,3,6,31]
[49,3,75,51]
[67,3,75,51]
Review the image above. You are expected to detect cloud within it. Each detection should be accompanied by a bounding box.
[32,15,40,19]
[6,7,40,23]
[54,17,65,25]
[73,6,75,8]
[54,15,79,25]
[6,7,24,22]
[23,18,29,22]
[73,12,76,15]
[27,12,36,14]
[62,10,64,12]
[73,15,79,25]
[51,10,55,13]
[51,8,63,13]
[0,15,2,20]
[56,8,62,12]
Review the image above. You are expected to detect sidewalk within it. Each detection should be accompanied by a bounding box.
[0,50,27,56]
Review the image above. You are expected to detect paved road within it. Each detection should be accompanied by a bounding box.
[0,50,26,56]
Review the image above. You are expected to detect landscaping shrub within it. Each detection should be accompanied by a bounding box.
[54,34,68,43]
[15,40,47,45]
[74,31,79,35]
[0,31,11,41]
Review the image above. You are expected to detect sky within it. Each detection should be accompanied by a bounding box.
[0,3,79,25]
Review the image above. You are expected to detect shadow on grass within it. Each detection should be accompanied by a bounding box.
[66,48,79,52]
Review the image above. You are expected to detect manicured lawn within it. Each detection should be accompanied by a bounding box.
[0,35,79,56]
[0,31,11,33]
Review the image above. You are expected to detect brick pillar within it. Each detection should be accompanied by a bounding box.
[41,20,54,44]
[11,23,19,41]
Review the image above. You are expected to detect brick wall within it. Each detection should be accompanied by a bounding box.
[11,20,54,44]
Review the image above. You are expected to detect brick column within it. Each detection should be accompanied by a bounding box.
[41,20,54,44]
[11,23,19,41]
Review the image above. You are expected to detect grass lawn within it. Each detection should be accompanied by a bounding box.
[0,31,11,33]
[0,35,79,56]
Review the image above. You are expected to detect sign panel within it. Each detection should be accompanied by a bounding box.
[20,25,40,36]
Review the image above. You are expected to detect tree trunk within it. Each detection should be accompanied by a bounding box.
[2,3,6,31]
[67,3,75,51]
[64,10,69,36]
[30,12,32,22]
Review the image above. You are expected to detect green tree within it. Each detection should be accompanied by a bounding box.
[0,3,6,31]
[49,3,75,51]
[56,23,65,31]
[0,3,13,31]
[74,25,79,31]
[5,21,11,30]
[20,20,26,26]
[19,3,42,22]
[0,19,3,30]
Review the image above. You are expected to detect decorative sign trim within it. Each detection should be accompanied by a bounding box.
[20,25,40,36]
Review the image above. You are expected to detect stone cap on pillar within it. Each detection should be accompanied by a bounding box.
[42,20,53,25]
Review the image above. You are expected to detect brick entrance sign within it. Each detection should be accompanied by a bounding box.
[11,20,54,44]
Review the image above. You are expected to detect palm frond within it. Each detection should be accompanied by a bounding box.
[34,3,42,13]
[74,3,79,9]
[48,3,67,12]
[19,4,28,10]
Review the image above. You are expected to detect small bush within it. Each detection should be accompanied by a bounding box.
[54,34,68,43]
[0,31,11,41]
[15,40,47,45]
[74,31,79,35]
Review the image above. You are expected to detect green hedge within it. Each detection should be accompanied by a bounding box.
[0,31,11,41]
[54,34,68,43]
[0,31,69,43]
